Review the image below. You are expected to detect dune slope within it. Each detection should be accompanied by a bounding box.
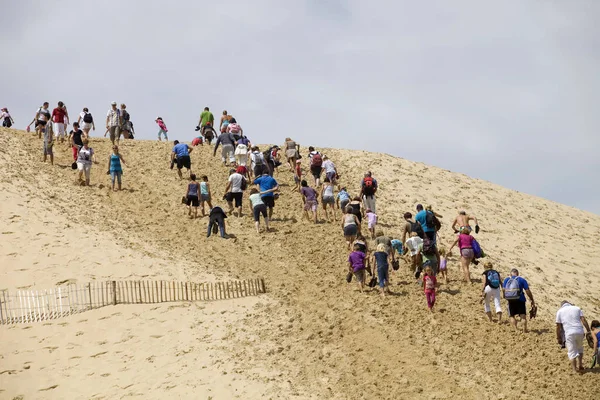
[1,128,599,399]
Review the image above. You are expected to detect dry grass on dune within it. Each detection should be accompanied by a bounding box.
[1,128,599,399]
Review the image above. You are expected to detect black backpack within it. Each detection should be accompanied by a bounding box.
[422,237,436,256]
[263,147,273,162]
[410,221,425,239]
[240,176,247,191]
[426,211,441,231]
[83,113,93,123]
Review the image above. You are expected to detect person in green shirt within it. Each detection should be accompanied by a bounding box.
[198,107,214,128]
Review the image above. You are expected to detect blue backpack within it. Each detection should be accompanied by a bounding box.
[472,238,483,259]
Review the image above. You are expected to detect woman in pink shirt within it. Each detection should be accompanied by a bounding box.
[447,227,475,283]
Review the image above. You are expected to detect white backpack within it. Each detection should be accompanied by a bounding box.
[504,277,522,300]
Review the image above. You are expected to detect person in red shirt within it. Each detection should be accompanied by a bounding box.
[51,101,68,143]
[294,159,302,192]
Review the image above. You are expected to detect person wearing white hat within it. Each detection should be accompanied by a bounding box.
[556,300,592,373]
[105,101,121,145]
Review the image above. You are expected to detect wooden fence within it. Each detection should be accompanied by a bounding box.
[0,278,266,325]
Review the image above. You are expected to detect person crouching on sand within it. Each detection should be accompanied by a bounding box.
[348,243,366,293]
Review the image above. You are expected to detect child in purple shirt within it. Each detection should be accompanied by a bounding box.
[348,244,366,292]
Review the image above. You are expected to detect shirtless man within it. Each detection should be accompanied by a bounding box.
[451,211,479,234]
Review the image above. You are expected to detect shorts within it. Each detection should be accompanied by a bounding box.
[177,155,191,170]
[43,142,53,155]
[54,122,66,138]
[353,269,366,283]
[304,199,318,212]
[343,224,358,237]
[81,122,93,131]
[186,195,199,207]
[229,192,243,207]
[201,193,211,202]
[110,171,122,185]
[294,175,301,184]
[460,248,474,259]
[565,333,584,360]
[310,165,322,179]
[285,148,296,159]
[322,195,335,205]
[253,204,267,221]
[507,300,527,317]
[36,119,47,127]
[425,231,435,241]
[77,162,92,180]
[326,171,336,182]
[262,195,275,209]
[109,126,120,141]
[340,199,349,211]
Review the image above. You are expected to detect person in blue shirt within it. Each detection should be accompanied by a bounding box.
[253,173,279,219]
[171,140,193,179]
[502,269,536,333]
[415,204,435,241]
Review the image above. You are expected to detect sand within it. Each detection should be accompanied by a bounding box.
[0,127,599,399]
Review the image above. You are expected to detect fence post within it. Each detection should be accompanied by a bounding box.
[112,281,117,306]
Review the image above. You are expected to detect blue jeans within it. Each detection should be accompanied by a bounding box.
[377,265,389,288]
[158,129,168,139]
[207,218,225,238]
[110,171,122,185]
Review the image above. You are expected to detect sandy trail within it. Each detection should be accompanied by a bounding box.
[1,128,599,399]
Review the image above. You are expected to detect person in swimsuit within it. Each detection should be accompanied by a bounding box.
[348,196,363,224]
[342,206,360,250]
[451,211,480,234]
[220,110,231,131]
[447,227,475,283]
[320,177,336,222]
[199,175,213,216]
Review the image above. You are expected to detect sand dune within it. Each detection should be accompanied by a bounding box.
[0,127,599,399]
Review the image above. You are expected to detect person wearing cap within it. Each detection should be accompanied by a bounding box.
[155,117,168,141]
[224,167,246,217]
[451,210,479,234]
[359,171,377,214]
[556,301,591,373]
[502,269,535,333]
[106,102,121,146]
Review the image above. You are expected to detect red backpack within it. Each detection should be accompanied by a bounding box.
[311,153,322,167]
[363,176,376,195]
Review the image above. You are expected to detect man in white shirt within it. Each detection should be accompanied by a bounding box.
[224,168,246,217]
[105,102,121,145]
[556,301,591,373]
[404,232,423,277]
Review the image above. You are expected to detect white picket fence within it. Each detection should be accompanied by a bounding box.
[0,278,266,325]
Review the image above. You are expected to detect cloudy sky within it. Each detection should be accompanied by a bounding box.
[2,1,598,214]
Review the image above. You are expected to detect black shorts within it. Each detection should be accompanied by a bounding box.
[253,204,267,221]
[186,195,199,207]
[177,155,191,170]
[508,300,527,317]
[254,164,267,177]
[262,195,275,209]
[425,231,435,241]
[36,120,47,127]
[310,165,322,178]
[230,192,243,207]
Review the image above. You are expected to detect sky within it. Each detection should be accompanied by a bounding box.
[2,0,599,214]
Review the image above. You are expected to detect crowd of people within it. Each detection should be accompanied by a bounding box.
[7,100,599,374]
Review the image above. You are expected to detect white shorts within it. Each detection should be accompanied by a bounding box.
[77,162,92,179]
[54,122,66,137]
[565,333,584,360]
[81,122,93,131]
